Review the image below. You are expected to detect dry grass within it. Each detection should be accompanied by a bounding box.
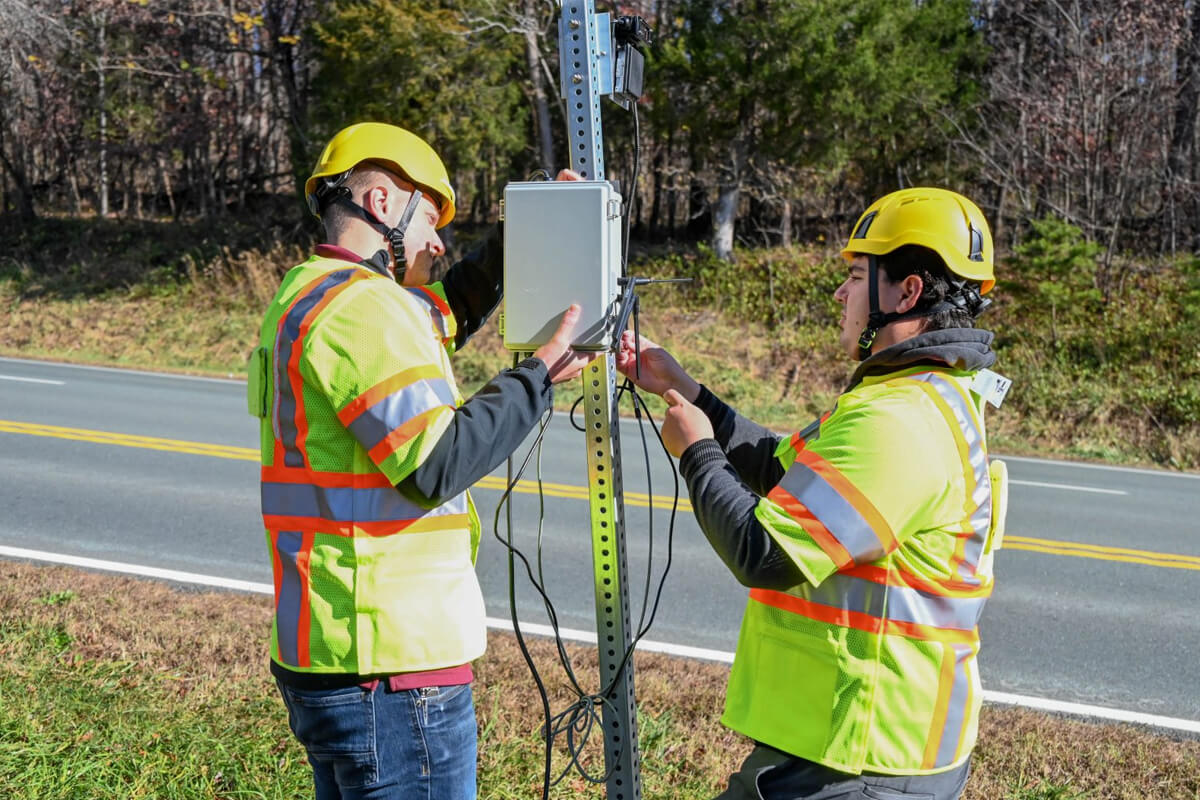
[0,560,1196,799]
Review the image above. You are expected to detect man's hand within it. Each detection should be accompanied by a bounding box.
[534,304,597,384]
[616,331,701,401]
[555,169,583,182]
[660,388,714,458]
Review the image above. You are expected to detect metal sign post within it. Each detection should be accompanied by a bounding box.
[558,3,642,798]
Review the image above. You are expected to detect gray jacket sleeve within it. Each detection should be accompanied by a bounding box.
[692,385,785,496]
[678,439,805,591]
[396,357,551,508]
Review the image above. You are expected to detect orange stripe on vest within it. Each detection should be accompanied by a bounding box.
[750,588,978,645]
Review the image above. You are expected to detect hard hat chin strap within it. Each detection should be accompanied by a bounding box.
[856,254,993,361]
[324,186,424,282]
[857,254,891,361]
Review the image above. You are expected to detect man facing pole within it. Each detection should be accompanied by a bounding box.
[248,122,593,799]
[618,187,1010,800]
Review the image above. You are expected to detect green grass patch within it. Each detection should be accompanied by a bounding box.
[0,561,1196,799]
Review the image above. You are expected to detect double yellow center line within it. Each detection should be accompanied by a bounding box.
[3,419,1198,572]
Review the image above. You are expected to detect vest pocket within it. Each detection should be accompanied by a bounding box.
[246,345,269,418]
[731,631,839,760]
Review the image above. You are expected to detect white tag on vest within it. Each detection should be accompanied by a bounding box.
[970,368,1012,409]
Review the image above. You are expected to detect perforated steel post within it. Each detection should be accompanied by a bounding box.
[558,2,642,798]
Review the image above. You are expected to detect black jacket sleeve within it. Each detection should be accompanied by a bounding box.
[679,439,805,591]
[440,224,503,350]
[396,357,551,508]
[693,385,785,496]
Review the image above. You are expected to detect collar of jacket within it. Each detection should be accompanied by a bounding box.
[313,243,366,263]
[845,327,996,392]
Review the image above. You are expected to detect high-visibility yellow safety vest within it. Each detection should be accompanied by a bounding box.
[724,366,1008,775]
[247,255,485,675]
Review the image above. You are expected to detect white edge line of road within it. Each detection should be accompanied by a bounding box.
[0,356,244,385]
[2,544,1197,737]
[1007,479,1126,496]
[995,452,1200,480]
[0,374,65,385]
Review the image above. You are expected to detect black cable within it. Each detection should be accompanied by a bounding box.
[626,379,656,633]
[500,353,554,798]
[498,419,611,791]
[621,102,641,276]
[623,384,679,642]
[590,382,679,693]
[568,394,587,432]
[501,380,682,793]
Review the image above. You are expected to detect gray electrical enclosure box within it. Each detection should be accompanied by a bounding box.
[501,181,623,351]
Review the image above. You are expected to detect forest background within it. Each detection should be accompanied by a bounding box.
[1,0,1199,468]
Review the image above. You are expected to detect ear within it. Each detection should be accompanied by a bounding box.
[894,274,924,314]
[362,184,392,221]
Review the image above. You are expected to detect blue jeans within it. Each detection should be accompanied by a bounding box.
[277,680,477,800]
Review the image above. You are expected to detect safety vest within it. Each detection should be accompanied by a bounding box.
[723,366,1008,775]
[247,255,486,675]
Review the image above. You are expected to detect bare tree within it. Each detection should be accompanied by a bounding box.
[0,0,66,219]
[963,0,1189,266]
[463,0,560,172]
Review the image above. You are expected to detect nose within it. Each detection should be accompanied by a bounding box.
[429,235,445,257]
[834,280,849,304]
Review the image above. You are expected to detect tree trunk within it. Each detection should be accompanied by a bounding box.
[649,146,664,241]
[68,163,82,216]
[686,177,709,242]
[0,146,35,220]
[158,154,177,219]
[524,25,554,173]
[264,0,313,196]
[711,137,748,260]
[712,184,737,260]
[97,12,109,218]
[1168,2,1200,250]
[781,197,792,247]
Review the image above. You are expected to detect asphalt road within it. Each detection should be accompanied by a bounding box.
[1,356,1198,727]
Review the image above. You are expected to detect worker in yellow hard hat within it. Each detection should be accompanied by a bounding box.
[250,122,593,799]
[304,122,458,283]
[618,187,1010,800]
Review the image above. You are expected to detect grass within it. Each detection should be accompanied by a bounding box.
[2,215,1197,797]
[0,561,1196,799]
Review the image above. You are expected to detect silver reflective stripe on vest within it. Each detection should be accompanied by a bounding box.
[776,460,888,565]
[933,642,975,767]
[272,268,359,468]
[262,482,468,523]
[345,377,457,452]
[274,529,304,665]
[406,288,451,340]
[908,372,991,582]
[798,572,986,632]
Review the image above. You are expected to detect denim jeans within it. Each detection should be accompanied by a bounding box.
[714,744,971,800]
[277,680,477,800]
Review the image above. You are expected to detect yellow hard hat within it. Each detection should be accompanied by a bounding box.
[841,187,994,294]
[305,122,456,229]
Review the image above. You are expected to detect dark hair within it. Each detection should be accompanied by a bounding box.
[318,169,378,241]
[876,244,980,330]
